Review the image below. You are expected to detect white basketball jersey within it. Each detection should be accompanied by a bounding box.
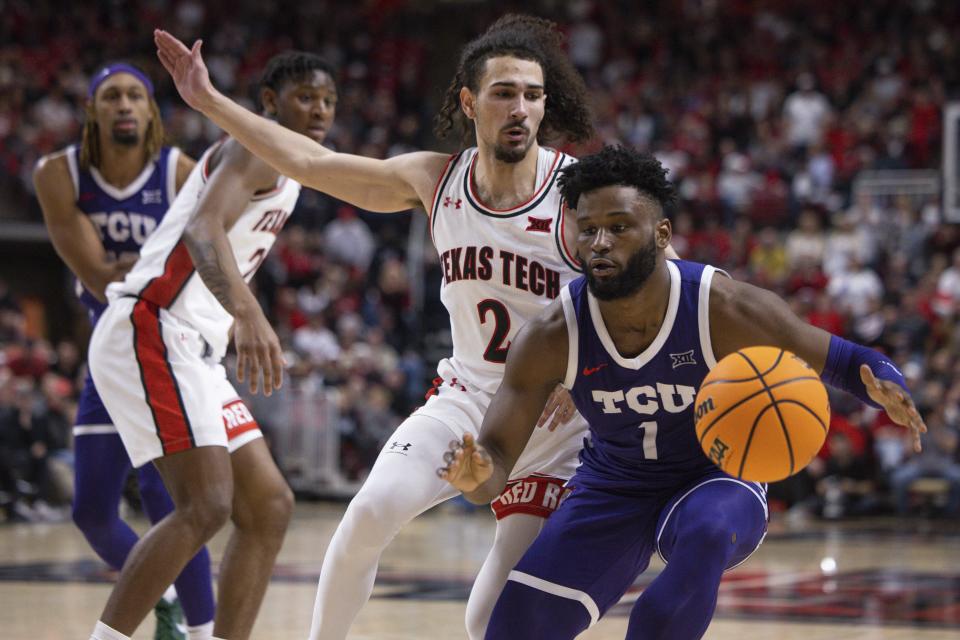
[107,141,301,360]
[430,146,581,394]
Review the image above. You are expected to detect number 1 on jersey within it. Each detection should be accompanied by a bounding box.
[477,299,511,363]
[638,421,658,460]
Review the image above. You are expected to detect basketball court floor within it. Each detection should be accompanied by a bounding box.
[2,502,957,639]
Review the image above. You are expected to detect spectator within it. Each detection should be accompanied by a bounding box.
[324,206,376,272]
[827,256,884,318]
[783,72,832,150]
[785,207,827,270]
[888,407,960,517]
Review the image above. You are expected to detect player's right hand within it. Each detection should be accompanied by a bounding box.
[232,306,285,397]
[438,433,493,493]
[154,29,216,113]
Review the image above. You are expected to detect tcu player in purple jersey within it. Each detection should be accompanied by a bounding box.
[33,63,215,640]
[441,146,926,639]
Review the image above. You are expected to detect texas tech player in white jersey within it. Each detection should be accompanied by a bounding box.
[89,141,299,467]
[432,146,580,392]
[419,145,587,494]
[107,141,300,359]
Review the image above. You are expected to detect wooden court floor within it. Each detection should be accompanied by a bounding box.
[1,502,958,639]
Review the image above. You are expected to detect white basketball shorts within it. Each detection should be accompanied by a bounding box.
[418,358,588,485]
[88,295,262,468]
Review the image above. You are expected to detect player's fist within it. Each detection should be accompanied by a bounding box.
[438,433,493,493]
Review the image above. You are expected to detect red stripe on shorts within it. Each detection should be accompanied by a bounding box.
[490,475,572,520]
[139,239,195,308]
[131,299,195,455]
[222,399,260,441]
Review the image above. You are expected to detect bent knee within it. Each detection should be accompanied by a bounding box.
[179,494,232,538]
[339,490,401,549]
[235,483,294,537]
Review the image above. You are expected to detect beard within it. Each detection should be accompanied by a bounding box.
[493,131,534,163]
[111,128,140,146]
[493,142,531,163]
[586,237,658,301]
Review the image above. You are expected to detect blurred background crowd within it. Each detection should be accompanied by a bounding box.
[0,0,958,522]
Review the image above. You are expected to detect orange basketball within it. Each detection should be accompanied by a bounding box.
[694,346,830,482]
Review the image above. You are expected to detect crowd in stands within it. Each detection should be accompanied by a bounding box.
[0,0,958,520]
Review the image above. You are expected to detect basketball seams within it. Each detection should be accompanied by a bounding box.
[696,375,821,444]
[701,374,819,388]
[734,350,795,477]
[738,402,774,478]
[769,399,829,434]
[699,348,786,386]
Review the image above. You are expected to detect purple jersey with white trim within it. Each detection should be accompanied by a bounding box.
[559,259,723,491]
[65,144,179,324]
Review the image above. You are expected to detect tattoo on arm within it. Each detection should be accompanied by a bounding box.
[183,233,241,314]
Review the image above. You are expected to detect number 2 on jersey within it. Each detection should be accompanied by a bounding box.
[477,299,511,363]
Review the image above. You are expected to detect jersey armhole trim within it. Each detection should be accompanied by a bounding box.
[65,145,80,201]
[554,197,582,272]
[166,147,180,202]
[429,150,465,241]
[699,265,727,369]
[560,284,579,389]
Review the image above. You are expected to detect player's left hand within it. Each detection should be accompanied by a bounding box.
[154,29,216,113]
[861,364,927,452]
[536,384,576,432]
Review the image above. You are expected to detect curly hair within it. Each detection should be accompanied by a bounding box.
[256,51,337,110]
[433,14,593,145]
[558,145,677,211]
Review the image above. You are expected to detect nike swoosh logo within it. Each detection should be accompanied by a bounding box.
[582,364,608,376]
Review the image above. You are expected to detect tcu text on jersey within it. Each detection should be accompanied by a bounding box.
[87,211,158,245]
[591,383,697,415]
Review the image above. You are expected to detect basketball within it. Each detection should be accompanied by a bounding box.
[694,346,830,483]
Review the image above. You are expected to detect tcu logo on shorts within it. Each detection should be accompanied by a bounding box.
[592,383,697,416]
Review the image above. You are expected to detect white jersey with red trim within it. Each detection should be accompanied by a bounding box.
[429,146,580,394]
[106,141,300,360]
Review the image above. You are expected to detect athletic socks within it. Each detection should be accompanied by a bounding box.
[90,620,130,640]
[187,622,215,640]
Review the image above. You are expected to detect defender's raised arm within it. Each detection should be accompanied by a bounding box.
[155,29,445,213]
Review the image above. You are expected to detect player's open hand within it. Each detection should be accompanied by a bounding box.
[438,433,493,493]
[861,364,927,452]
[154,29,216,112]
[537,384,576,432]
[233,306,285,397]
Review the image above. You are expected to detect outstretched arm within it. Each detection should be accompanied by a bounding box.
[440,302,569,503]
[155,30,447,213]
[709,274,927,451]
